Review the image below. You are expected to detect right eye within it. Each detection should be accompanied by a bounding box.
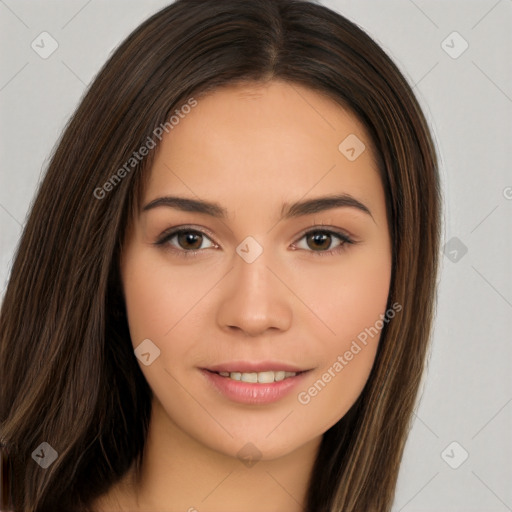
[155,227,219,257]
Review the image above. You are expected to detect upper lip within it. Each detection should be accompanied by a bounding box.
[204,361,310,373]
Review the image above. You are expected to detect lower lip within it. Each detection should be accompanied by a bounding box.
[200,369,309,405]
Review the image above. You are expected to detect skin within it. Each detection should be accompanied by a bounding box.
[93,80,392,511]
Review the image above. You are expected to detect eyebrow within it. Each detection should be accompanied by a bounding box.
[142,194,374,222]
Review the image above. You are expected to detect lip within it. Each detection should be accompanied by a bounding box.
[205,360,307,373]
[200,368,311,405]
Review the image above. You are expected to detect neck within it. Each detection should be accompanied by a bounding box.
[98,397,321,511]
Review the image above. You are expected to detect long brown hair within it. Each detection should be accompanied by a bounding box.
[0,0,441,510]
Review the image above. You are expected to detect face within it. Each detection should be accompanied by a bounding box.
[120,80,392,461]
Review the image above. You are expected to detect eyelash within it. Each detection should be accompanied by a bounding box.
[154,225,356,258]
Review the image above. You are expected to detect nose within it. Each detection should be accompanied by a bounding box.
[215,247,293,337]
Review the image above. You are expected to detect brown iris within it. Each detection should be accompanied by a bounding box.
[177,231,203,250]
[306,232,332,251]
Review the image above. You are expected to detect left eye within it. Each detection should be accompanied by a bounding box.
[293,230,352,253]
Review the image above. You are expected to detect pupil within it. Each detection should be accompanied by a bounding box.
[179,232,201,250]
[309,232,330,250]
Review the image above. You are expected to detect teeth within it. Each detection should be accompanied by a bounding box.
[241,373,258,383]
[275,371,286,381]
[257,371,274,383]
[216,370,298,383]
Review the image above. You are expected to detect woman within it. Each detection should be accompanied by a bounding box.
[0,0,441,510]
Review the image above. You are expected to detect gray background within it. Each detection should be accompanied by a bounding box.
[1,0,511,510]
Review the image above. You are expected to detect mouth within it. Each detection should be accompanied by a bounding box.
[205,369,306,384]
[200,363,312,405]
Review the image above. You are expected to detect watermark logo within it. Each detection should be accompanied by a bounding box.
[134,338,161,366]
[441,31,469,59]
[31,442,58,469]
[338,134,366,161]
[237,442,262,468]
[443,236,468,263]
[236,236,263,264]
[31,31,59,59]
[441,441,469,469]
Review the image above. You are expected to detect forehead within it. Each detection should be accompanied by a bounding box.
[144,80,383,219]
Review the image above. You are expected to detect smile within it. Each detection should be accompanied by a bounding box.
[201,367,311,405]
[215,370,299,383]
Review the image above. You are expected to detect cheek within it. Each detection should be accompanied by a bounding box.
[122,252,214,344]
[292,249,391,427]
[121,253,207,407]
[294,245,392,344]
[122,261,167,346]
[121,251,222,396]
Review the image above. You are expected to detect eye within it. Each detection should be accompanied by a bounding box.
[292,228,355,256]
[155,227,217,256]
[155,225,356,258]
